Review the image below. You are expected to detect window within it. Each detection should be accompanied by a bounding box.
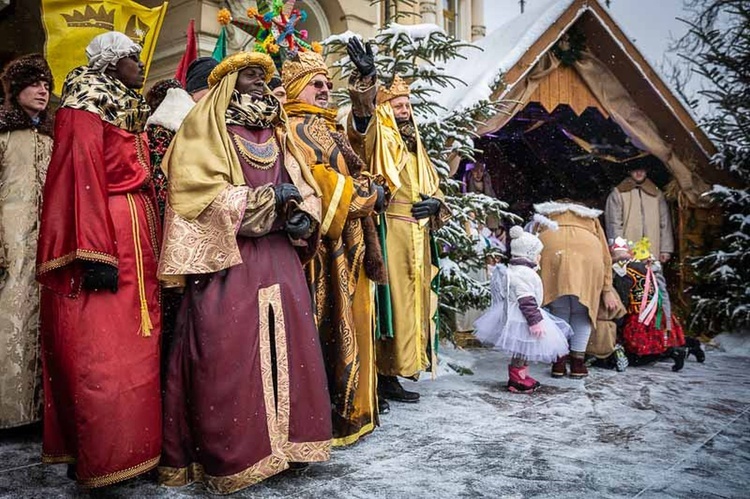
[443,0,458,37]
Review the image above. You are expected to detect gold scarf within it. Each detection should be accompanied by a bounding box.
[283,99,339,130]
[225,91,281,128]
[59,66,150,133]
[365,102,440,196]
[163,72,318,220]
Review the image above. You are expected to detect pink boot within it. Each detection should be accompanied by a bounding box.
[507,365,541,393]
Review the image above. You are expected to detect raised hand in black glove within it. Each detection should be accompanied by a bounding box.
[346,37,376,77]
[411,193,441,220]
[82,261,118,293]
[373,183,386,213]
[285,211,313,240]
[274,183,303,211]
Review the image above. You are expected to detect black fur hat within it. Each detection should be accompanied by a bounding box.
[1,53,53,103]
[146,78,182,111]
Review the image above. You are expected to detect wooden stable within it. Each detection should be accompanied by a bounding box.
[445,0,738,327]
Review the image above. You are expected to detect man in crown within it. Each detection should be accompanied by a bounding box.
[281,49,388,445]
[347,38,451,403]
[36,32,162,488]
[157,51,331,494]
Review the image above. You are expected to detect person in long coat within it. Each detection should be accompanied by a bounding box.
[533,201,619,378]
[281,50,388,444]
[0,54,53,429]
[36,33,162,488]
[158,51,331,494]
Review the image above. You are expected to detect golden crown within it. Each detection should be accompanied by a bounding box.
[62,5,115,30]
[376,74,410,105]
[208,51,276,88]
[281,51,328,90]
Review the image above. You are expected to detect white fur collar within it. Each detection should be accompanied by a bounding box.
[533,201,603,219]
[146,88,195,131]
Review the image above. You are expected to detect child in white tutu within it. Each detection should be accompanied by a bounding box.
[474,226,572,393]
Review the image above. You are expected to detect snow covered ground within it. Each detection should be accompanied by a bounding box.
[1,344,748,498]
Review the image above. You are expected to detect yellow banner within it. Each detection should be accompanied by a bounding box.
[42,0,168,95]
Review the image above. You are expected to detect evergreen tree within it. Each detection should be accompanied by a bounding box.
[325,11,517,338]
[673,0,750,333]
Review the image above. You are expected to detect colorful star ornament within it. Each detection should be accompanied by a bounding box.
[220,0,322,72]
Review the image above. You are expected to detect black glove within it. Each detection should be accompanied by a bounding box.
[285,211,313,240]
[347,37,376,77]
[274,183,303,211]
[411,193,441,220]
[82,261,118,293]
[373,183,386,213]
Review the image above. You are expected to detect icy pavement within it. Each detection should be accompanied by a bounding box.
[1,345,749,499]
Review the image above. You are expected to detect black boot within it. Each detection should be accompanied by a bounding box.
[66,463,76,481]
[669,347,688,372]
[378,397,390,414]
[685,337,706,363]
[378,375,420,403]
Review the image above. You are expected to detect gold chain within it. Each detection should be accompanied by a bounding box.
[232,133,279,170]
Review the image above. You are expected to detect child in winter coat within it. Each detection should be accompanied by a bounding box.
[475,226,572,393]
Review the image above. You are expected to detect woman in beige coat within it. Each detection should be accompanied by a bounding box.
[0,54,53,428]
[533,201,619,378]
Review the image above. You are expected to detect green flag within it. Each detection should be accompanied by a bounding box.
[212,27,227,61]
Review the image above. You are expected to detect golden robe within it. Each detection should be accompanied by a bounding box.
[0,124,51,428]
[352,101,450,379]
[284,101,382,447]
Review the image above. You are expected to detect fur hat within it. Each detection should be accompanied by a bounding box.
[1,53,53,103]
[146,78,182,111]
[509,225,544,261]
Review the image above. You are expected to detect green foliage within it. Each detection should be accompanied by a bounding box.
[673,0,750,333]
[325,13,518,339]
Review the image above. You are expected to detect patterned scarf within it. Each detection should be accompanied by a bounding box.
[283,99,339,130]
[59,66,150,133]
[397,118,417,153]
[225,91,280,129]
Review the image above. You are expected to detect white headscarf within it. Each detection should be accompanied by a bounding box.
[86,32,142,72]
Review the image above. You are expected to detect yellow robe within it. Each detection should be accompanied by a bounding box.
[285,102,380,447]
[376,152,444,378]
[352,103,450,379]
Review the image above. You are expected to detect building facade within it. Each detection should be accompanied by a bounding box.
[147,0,486,84]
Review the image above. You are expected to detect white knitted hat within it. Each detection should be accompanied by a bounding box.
[509,225,544,261]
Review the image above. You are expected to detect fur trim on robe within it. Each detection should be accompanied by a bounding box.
[145,88,195,132]
[534,201,603,220]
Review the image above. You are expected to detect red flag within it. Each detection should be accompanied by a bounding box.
[174,19,197,86]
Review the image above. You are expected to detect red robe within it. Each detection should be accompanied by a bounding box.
[36,108,162,488]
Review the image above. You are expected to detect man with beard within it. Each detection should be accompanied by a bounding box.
[282,49,388,444]
[36,32,162,488]
[157,51,331,494]
[347,38,451,403]
[605,166,674,263]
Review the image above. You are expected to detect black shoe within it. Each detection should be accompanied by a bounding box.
[378,375,420,403]
[288,462,309,471]
[669,347,687,372]
[66,464,76,481]
[378,397,390,414]
[685,337,706,363]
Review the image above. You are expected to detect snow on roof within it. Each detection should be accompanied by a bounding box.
[433,0,578,115]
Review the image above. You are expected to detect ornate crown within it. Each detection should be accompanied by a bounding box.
[208,51,276,88]
[376,74,410,105]
[62,5,115,30]
[281,51,328,90]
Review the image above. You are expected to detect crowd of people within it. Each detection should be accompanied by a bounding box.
[0,32,448,494]
[0,29,707,495]
[471,162,705,393]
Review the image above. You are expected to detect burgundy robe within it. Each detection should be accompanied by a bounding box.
[36,108,162,487]
[160,125,331,495]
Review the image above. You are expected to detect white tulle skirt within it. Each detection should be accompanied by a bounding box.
[474,304,572,363]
